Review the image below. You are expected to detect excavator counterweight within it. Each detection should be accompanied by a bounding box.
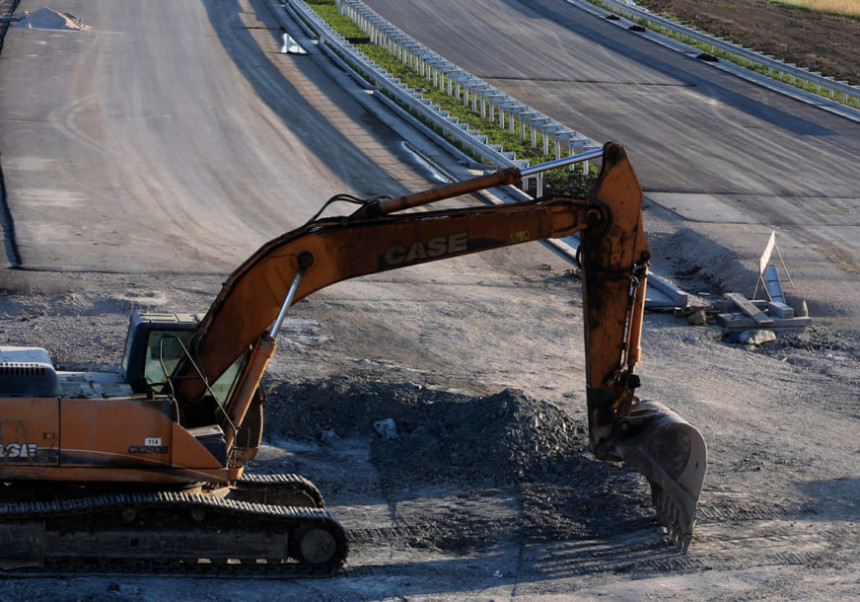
[0,143,706,571]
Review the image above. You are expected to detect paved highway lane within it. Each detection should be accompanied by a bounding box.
[0,0,598,398]
[364,0,859,198]
[364,0,860,323]
[0,0,437,273]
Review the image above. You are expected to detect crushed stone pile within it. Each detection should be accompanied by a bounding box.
[370,388,590,489]
[13,8,86,31]
[267,378,657,549]
[267,379,645,493]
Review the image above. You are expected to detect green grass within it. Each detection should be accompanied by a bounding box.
[306,1,368,43]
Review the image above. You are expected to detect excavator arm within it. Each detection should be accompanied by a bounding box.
[175,197,592,398]
[581,145,706,550]
[171,143,706,550]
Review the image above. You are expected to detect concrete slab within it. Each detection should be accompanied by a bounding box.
[725,292,774,326]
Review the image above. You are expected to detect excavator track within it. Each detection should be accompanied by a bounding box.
[234,473,326,508]
[0,490,348,575]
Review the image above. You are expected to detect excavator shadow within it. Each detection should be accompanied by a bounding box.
[253,378,680,572]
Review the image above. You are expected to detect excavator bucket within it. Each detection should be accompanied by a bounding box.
[614,401,707,551]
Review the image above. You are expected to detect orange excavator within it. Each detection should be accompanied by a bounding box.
[0,143,705,573]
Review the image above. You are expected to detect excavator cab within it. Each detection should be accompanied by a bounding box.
[121,313,201,393]
[121,312,264,460]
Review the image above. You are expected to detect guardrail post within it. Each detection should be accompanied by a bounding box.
[569,139,598,174]
[405,41,417,67]
[498,101,519,131]
[453,73,470,103]
[440,67,454,97]
[518,112,537,141]
[416,50,431,78]
[486,94,506,125]
[528,117,550,148]
[470,83,490,113]
[506,106,527,135]
[552,132,571,160]
[541,124,563,155]
[428,60,440,89]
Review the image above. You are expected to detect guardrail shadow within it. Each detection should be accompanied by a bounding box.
[202,0,425,208]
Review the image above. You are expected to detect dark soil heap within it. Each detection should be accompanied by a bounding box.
[635,0,860,85]
[266,379,658,548]
[268,380,593,486]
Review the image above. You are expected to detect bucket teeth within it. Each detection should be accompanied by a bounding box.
[652,481,693,552]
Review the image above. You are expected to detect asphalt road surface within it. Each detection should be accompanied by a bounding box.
[364,0,860,328]
[0,0,446,275]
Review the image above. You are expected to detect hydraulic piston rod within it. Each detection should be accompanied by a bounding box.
[357,147,606,218]
[519,147,604,177]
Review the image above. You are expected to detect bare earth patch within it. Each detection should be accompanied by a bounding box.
[633,0,860,85]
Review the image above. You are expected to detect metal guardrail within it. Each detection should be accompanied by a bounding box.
[284,0,602,188]
[581,0,860,108]
[273,0,690,309]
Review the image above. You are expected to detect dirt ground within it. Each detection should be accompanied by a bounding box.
[0,203,857,600]
[633,0,860,85]
[0,0,858,600]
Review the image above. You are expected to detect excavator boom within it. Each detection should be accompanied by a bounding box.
[175,196,588,402]
[173,142,706,550]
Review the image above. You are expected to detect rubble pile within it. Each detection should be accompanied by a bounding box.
[268,379,629,489]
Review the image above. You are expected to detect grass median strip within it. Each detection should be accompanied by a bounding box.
[305,0,597,196]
